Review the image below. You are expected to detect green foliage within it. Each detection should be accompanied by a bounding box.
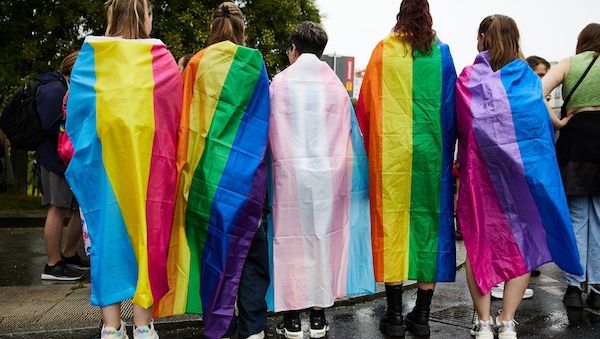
[0,0,321,106]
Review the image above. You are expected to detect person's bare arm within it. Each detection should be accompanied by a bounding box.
[542,58,570,129]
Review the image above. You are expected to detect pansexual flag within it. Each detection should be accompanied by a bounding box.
[356,35,457,283]
[156,41,270,339]
[65,36,182,308]
[456,52,583,293]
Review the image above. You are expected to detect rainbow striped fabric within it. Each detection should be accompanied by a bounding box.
[356,35,457,283]
[456,52,583,293]
[65,36,182,308]
[267,54,375,312]
[156,41,270,339]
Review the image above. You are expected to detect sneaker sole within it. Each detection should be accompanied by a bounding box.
[41,273,83,281]
[275,328,303,339]
[309,325,329,338]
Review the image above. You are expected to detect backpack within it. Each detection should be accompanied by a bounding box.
[0,78,63,150]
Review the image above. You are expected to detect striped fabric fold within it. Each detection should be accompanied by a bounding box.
[455,52,583,294]
[65,36,182,308]
[356,35,457,283]
[155,41,270,339]
[266,54,375,312]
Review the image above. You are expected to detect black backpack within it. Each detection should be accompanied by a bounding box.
[0,78,63,151]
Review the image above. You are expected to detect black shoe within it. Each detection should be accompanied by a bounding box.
[587,290,600,309]
[379,311,405,338]
[62,253,90,271]
[41,261,84,281]
[276,312,302,338]
[405,306,430,336]
[563,285,584,308]
[309,309,329,338]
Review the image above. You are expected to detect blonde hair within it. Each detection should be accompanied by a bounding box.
[206,2,245,47]
[105,0,152,39]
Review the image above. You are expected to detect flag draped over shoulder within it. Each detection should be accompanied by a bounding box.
[65,36,182,308]
[266,54,375,312]
[455,52,583,294]
[355,35,457,283]
[155,41,270,339]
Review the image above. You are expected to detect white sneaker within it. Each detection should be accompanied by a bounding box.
[491,282,533,299]
[495,316,518,339]
[133,321,159,339]
[246,331,265,339]
[470,319,494,339]
[101,321,129,339]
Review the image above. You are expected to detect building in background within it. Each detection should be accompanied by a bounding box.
[322,54,355,97]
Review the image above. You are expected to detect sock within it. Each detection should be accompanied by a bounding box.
[415,288,434,310]
[385,284,403,314]
[310,308,325,318]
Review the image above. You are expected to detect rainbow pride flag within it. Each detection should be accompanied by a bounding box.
[65,36,182,308]
[156,41,270,339]
[267,54,375,312]
[355,35,457,283]
[456,52,583,293]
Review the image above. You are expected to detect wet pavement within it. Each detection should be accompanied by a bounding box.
[1,227,600,338]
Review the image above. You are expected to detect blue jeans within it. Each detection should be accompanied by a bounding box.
[565,195,600,286]
[224,220,269,338]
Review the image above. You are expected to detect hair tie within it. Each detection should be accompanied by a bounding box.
[221,6,231,17]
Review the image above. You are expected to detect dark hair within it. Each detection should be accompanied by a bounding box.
[576,23,600,54]
[478,15,523,71]
[289,21,328,58]
[105,0,152,39]
[525,55,550,71]
[179,53,194,68]
[392,0,436,55]
[206,2,245,47]
[60,51,79,77]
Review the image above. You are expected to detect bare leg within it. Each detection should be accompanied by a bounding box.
[62,212,82,257]
[500,272,530,321]
[417,282,435,290]
[465,260,491,320]
[102,303,122,328]
[133,304,153,327]
[44,206,66,266]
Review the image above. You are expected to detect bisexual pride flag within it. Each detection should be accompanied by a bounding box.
[66,36,182,308]
[456,52,583,293]
[356,35,457,283]
[156,41,270,339]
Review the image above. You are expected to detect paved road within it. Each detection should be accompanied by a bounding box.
[1,227,599,338]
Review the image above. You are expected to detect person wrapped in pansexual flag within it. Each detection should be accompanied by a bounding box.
[267,21,375,339]
[355,0,457,337]
[457,14,583,339]
[65,1,182,338]
[156,3,270,339]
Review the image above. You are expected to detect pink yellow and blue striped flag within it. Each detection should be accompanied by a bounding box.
[267,54,375,312]
[355,35,457,283]
[455,52,583,293]
[65,36,182,308]
[155,41,270,339]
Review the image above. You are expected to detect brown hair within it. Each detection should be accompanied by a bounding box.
[392,0,436,55]
[576,23,600,54]
[478,15,523,71]
[105,0,152,39]
[60,51,80,77]
[206,2,245,47]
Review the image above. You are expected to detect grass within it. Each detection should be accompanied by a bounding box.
[0,193,42,210]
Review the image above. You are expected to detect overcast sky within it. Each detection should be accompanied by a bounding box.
[315,0,599,71]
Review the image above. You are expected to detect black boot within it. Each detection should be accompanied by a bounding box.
[405,288,433,336]
[380,284,405,338]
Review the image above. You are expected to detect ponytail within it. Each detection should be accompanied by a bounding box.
[206,2,245,47]
[478,15,523,71]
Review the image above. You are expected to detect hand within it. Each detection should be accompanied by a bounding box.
[555,114,573,130]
